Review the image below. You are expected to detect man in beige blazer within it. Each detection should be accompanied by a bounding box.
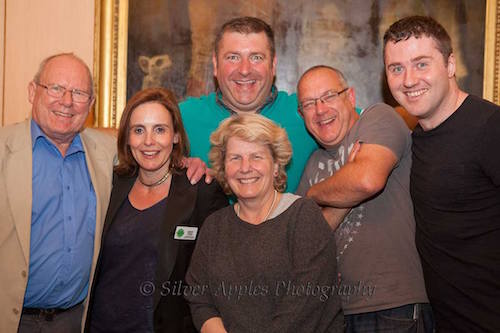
[0,53,116,332]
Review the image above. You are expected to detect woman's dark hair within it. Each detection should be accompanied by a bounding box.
[114,87,189,176]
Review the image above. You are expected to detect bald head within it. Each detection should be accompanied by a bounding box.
[34,53,94,96]
[297,65,358,148]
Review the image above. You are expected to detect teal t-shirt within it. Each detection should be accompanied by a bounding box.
[179,91,318,193]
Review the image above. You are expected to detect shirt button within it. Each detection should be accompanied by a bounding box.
[12,308,19,315]
[67,248,71,253]
[66,186,70,190]
[68,216,72,221]
[21,270,27,278]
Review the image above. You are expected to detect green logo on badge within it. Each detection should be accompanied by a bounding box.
[176,228,184,238]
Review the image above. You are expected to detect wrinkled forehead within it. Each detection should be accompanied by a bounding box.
[41,55,91,89]
[299,69,345,97]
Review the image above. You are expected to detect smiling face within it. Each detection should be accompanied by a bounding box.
[384,36,455,125]
[297,68,358,148]
[29,55,93,151]
[224,137,278,202]
[213,31,276,113]
[128,102,179,174]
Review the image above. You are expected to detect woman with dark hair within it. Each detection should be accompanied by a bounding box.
[86,87,227,333]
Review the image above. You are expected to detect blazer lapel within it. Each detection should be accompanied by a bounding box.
[153,171,198,306]
[5,121,32,264]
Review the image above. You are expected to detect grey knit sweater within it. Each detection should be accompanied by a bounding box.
[185,197,343,333]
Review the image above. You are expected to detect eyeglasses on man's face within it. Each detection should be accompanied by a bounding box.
[35,82,92,103]
[299,87,349,113]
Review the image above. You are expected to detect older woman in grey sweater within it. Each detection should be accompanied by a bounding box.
[186,114,343,333]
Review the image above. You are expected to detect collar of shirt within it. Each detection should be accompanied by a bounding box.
[215,85,278,115]
[30,119,84,156]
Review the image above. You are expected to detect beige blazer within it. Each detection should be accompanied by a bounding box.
[0,119,116,333]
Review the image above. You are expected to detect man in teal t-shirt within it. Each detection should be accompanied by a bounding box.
[179,16,317,192]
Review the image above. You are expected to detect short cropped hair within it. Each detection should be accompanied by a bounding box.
[33,52,94,96]
[115,87,189,176]
[209,114,292,194]
[214,16,275,59]
[383,15,453,64]
[297,65,349,91]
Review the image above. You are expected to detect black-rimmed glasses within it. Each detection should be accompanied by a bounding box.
[299,87,349,113]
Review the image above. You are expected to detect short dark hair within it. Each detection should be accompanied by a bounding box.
[214,16,275,59]
[383,16,452,64]
[115,87,189,176]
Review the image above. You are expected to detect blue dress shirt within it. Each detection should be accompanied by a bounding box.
[24,120,96,309]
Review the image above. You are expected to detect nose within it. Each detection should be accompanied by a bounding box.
[315,99,329,115]
[403,68,417,88]
[60,90,73,106]
[144,130,154,146]
[240,156,251,172]
[238,58,251,75]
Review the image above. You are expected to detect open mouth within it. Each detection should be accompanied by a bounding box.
[405,88,428,98]
[53,111,73,118]
[317,116,336,127]
[238,177,259,184]
[141,151,160,158]
[234,79,256,87]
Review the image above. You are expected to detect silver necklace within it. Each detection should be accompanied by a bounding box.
[236,189,278,222]
[138,169,171,187]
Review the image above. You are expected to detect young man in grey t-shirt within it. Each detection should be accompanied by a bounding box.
[296,65,432,333]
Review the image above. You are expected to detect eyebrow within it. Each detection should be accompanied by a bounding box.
[411,55,433,62]
[387,55,433,67]
[129,123,169,127]
[299,89,337,102]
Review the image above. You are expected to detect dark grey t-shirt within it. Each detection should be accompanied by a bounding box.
[297,103,428,314]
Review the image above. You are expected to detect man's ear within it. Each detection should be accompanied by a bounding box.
[447,53,456,78]
[347,87,356,107]
[89,96,96,111]
[212,52,218,78]
[271,55,277,76]
[28,81,36,104]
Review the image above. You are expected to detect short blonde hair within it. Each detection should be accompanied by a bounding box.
[209,114,292,194]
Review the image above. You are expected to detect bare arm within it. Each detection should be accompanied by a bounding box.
[200,317,227,333]
[306,143,397,207]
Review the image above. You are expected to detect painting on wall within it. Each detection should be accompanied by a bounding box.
[125,0,485,109]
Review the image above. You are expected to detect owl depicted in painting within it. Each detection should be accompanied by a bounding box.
[138,54,173,89]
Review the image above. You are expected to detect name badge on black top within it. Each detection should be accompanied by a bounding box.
[174,226,198,240]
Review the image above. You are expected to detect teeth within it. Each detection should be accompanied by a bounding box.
[235,80,256,85]
[406,89,427,97]
[142,151,158,156]
[53,111,72,118]
[239,178,258,184]
[318,117,335,126]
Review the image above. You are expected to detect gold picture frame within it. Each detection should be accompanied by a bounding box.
[93,0,500,128]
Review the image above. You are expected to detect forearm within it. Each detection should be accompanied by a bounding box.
[307,144,396,208]
[306,164,377,207]
[201,317,227,333]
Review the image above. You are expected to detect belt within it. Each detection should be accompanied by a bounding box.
[22,302,82,321]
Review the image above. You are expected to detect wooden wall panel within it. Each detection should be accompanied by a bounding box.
[1,0,95,126]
